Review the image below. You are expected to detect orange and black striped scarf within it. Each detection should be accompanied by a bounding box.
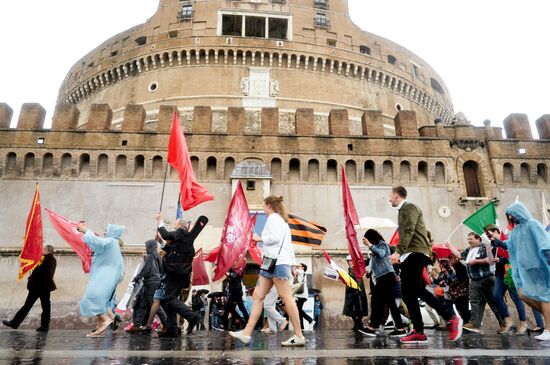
[288,214,326,247]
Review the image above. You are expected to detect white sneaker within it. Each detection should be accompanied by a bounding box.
[229,330,251,344]
[281,335,305,347]
[535,330,550,341]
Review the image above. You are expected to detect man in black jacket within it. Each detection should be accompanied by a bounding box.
[3,245,57,332]
[156,213,208,338]
[222,268,249,330]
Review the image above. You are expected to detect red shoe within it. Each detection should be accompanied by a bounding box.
[151,320,160,331]
[124,323,135,332]
[447,315,463,342]
[399,330,427,343]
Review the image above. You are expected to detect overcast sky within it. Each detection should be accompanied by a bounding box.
[0,0,548,136]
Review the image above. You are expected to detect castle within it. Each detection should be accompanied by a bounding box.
[0,0,548,328]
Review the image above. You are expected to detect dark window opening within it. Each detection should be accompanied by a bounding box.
[222,15,243,36]
[463,160,483,197]
[327,38,336,47]
[359,45,371,55]
[413,64,419,78]
[387,55,397,65]
[169,30,178,38]
[111,50,118,57]
[246,180,256,190]
[431,77,445,95]
[245,16,266,38]
[347,144,353,151]
[121,140,128,146]
[314,0,329,9]
[87,62,94,68]
[268,18,288,40]
[315,13,329,28]
[179,4,193,19]
[135,36,147,46]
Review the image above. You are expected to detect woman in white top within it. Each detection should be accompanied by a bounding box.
[229,196,305,346]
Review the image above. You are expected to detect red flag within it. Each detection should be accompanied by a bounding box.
[168,112,213,211]
[341,166,365,280]
[247,213,262,265]
[204,246,221,263]
[18,184,44,281]
[45,209,92,273]
[389,229,400,246]
[192,248,210,286]
[496,232,510,259]
[213,182,252,281]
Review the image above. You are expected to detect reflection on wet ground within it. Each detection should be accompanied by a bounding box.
[0,329,548,365]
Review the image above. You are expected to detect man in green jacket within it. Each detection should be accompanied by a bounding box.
[388,186,462,343]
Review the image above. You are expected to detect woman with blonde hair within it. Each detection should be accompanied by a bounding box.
[229,196,305,346]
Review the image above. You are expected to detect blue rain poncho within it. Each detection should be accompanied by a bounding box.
[505,202,550,302]
[80,224,125,316]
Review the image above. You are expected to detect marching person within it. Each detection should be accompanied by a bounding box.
[388,186,462,343]
[504,202,550,341]
[3,245,57,332]
[343,255,369,333]
[156,213,208,338]
[77,222,125,337]
[222,268,249,330]
[229,195,305,346]
[293,263,313,329]
[263,286,289,334]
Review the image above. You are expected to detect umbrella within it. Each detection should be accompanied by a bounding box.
[310,288,322,294]
[354,216,397,230]
[207,291,225,298]
[196,289,209,296]
[432,243,452,259]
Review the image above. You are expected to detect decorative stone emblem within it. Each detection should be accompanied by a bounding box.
[269,80,279,97]
[240,78,250,96]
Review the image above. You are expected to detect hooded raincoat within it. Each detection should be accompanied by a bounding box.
[505,202,550,302]
[80,224,125,316]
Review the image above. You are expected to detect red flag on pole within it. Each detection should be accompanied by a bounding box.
[168,111,214,211]
[389,229,400,246]
[234,213,261,273]
[213,182,252,281]
[45,209,92,273]
[192,248,210,286]
[18,184,44,281]
[341,166,365,280]
[204,246,221,263]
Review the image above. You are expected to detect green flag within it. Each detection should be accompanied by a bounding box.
[462,201,497,235]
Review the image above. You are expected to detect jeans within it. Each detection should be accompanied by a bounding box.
[494,276,526,321]
[264,287,286,332]
[12,290,51,329]
[400,253,452,333]
[469,275,504,328]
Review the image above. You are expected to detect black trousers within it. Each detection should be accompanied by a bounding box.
[12,290,51,329]
[400,253,452,333]
[222,293,249,329]
[160,274,198,335]
[132,281,159,327]
[368,273,405,329]
[453,295,471,324]
[296,297,313,329]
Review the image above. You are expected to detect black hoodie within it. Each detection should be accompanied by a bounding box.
[133,240,162,285]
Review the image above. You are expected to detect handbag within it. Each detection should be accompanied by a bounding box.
[260,231,287,273]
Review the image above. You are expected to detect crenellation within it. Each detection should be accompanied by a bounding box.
[0,103,14,129]
[157,105,179,133]
[87,104,113,131]
[361,110,385,137]
[52,103,80,130]
[122,104,146,132]
[227,107,245,135]
[394,110,418,137]
[536,114,550,139]
[192,106,212,134]
[295,108,315,136]
[328,109,349,136]
[17,103,46,130]
[503,113,533,140]
[261,108,280,135]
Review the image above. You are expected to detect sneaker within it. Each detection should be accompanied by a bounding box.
[281,335,306,347]
[462,322,480,333]
[36,327,49,332]
[534,330,550,341]
[186,317,198,335]
[531,326,543,333]
[124,323,135,332]
[151,320,160,331]
[357,327,377,337]
[388,328,408,338]
[447,315,463,341]
[229,330,251,344]
[399,330,427,344]
[2,320,17,330]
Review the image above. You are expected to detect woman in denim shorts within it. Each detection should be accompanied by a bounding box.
[229,196,305,347]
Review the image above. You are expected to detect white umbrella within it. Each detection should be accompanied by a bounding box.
[354,216,397,230]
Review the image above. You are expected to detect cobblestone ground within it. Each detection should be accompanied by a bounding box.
[0,329,549,365]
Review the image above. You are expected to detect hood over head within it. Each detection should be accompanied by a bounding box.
[505,202,532,224]
[145,239,158,254]
[105,224,125,239]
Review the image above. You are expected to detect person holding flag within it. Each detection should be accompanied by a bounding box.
[388,186,462,343]
[3,245,57,332]
[342,255,369,334]
[504,202,550,341]
[229,195,305,347]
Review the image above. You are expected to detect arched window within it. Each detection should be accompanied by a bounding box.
[363,160,375,183]
[97,154,108,177]
[520,163,530,184]
[345,160,357,183]
[327,159,338,182]
[435,162,446,184]
[537,163,547,185]
[270,158,282,181]
[152,156,163,179]
[116,155,127,178]
[42,153,54,176]
[134,155,145,178]
[206,157,217,180]
[382,160,393,184]
[6,152,17,175]
[24,153,35,177]
[79,154,90,177]
[61,153,72,176]
[463,160,483,197]
[503,163,513,184]
[308,159,319,182]
[418,161,428,184]
[289,158,300,181]
[400,161,411,184]
[224,157,235,180]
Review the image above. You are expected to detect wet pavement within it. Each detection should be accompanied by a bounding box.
[0,329,549,365]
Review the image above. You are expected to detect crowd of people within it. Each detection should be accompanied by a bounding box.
[2,188,549,346]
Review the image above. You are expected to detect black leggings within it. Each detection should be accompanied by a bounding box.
[369,273,405,329]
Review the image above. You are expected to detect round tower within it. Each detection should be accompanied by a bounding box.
[58,0,453,131]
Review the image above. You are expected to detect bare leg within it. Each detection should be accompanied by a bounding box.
[242,277,273,337]
[519,288,543,313]
[145,300,161,327]
[273,278,304,338]
[540,302,550,332]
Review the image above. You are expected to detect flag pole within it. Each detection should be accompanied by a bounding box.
[446,222,463,241]
[159,162,169,213]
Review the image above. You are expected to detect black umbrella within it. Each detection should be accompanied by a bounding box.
[196,289,210,296]
[207,291,225,298]
[310,288,322,294]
